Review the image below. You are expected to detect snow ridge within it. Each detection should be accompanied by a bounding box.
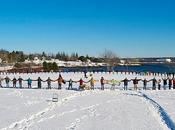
[139,92,175,130]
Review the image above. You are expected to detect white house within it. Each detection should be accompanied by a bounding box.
[156,58,172,63]
[33,57,42,64]
[24,58,31,64]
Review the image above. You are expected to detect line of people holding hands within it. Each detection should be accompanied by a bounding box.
[119,77,175,90]
[0,74,175,91]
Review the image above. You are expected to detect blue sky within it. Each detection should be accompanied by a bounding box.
[0,0,175,57]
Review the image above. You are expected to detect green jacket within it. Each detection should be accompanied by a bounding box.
[109,80,121,85]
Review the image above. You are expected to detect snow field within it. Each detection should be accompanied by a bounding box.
[0,72,174,130]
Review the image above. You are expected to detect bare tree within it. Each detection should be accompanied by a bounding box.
[101,49,120,71]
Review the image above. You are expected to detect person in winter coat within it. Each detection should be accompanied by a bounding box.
[149,78,157,90]
[131,77,141,90]
[18,76,23,88]
[84,70,88,78]
[0,77,4,87]
[108,79,121,90]
[173,78,175,89]
[55,74,65,89]
[157,79,161,90]
[162,78,167,90]
[77,78,86,90]
[88,77,96,90]
[142,78,149,90]
[37,77,43,89]
[4,76,10,88]
[100,77,105,90]
[168,78,172,90]
[45,77,52,89]
[26,78,32,88]
[12,77,17,88]
[66,79,75,90]
[121,78,131,90]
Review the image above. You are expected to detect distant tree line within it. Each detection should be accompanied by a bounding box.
[0,49,107,64]
[0,49,26,63]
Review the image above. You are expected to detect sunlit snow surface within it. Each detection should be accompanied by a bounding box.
[0,72,174,130]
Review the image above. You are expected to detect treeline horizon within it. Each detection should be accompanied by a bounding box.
[0,49,104,63]
[0,49,174,64]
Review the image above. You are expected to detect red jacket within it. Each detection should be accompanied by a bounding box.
[173,79,175,86]
[79,79,84,86]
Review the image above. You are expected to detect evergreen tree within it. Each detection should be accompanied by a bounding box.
[78,56,87,62]
[42,52,46,57]
[43,61,49,72]
[52,62,58,72]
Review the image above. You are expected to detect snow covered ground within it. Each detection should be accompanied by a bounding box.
[0,72,175,130]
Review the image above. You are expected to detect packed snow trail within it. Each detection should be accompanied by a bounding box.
[9,90,168,130]
[143,90,175,125]
[139,91,175,130]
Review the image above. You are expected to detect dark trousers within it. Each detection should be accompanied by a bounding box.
[48,83,51,89]
[6,82,9,88]
[28,84,31,88]
[158,85,161,90]
[163,85,166,90]
[101,84,104,90]
[169,85,172,90]
[124,85,128,90]
[38,83,42,89]
[19,83,22,88]
[152,85,156,90]
[0,82,2,87]
[13,83,16,88]
[68,84,72,90]
[58,84,62,89]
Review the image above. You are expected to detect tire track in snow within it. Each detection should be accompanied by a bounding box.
[139,92,175,130]
[124,91,175,130]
